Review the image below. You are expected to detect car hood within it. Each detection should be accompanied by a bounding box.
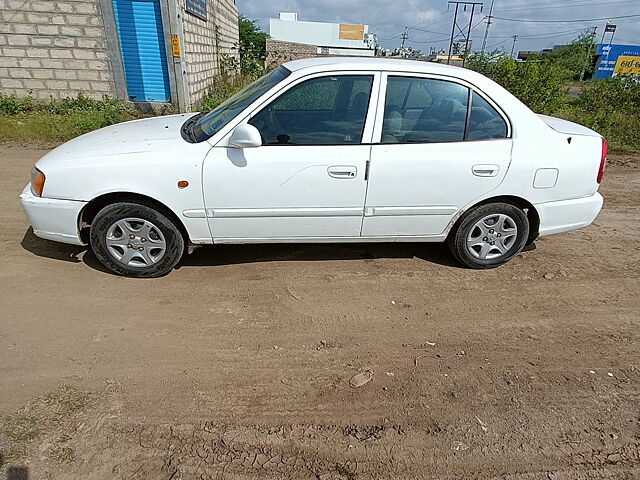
[538,114,600,137]
[37,113,199,168]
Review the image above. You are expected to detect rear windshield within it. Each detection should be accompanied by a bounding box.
[191,66,291,142]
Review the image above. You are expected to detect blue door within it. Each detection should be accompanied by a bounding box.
[112,0,171,102]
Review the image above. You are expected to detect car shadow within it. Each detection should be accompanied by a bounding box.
[177,242,462,269]
[21,228,464,273]
[21,228,85,263]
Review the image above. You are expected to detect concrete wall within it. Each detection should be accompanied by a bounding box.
[181,0,238,109]
[0,0,238,109]
[0,0,115,100]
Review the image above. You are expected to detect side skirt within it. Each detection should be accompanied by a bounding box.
[211,235,448,245]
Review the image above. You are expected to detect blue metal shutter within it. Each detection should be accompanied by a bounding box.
[112,0,171,102]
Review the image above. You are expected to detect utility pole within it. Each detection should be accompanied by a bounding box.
[481,0,494,55]
[580,26,597,81]
[510,35,518,58]
[400,27,408,50]
[447,3,460,65]
[446,1,484,66]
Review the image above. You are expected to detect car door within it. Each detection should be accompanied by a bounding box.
[362,73,513,237]
[202,72,380,241]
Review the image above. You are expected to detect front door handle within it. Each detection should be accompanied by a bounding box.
[328,165,357,179]
[472,164,500,177]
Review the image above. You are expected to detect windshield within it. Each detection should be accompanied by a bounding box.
[191,66,291,142]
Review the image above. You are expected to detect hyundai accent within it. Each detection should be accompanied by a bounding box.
[20,57,606,277]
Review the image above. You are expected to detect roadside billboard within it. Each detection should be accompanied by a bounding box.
[595,44,640,78]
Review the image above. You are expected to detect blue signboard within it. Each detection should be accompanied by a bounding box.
[595,43,640,78]
[186,0,206,21]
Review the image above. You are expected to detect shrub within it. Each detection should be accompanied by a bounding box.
[0,94,36,115]
[559,77,640,152]
[199,74,254,111]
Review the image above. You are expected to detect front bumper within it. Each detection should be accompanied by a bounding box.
[19,184,87,246]
[536,192,604,237]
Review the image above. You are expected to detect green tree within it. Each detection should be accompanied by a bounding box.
[545,30,597,80]
[238,15,268,78]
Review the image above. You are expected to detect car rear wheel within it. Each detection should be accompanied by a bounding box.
[90,202,184,278]
[447,202,529,269]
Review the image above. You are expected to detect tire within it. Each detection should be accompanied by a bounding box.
[90,202,185,278]
[446,202,529,269]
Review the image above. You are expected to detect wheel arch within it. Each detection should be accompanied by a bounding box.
[448,195,540,244]
[79,192,190,245]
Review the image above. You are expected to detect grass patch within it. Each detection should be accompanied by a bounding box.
[48,435,75,463]
[336,463,359,480]
[0,93,137,143]
[1,385,94,465]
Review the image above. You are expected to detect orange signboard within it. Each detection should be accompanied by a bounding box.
[614,55,640,76]
[171,34,181,58]
[339,24,365,40]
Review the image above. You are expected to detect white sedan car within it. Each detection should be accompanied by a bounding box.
[20,58,606,277]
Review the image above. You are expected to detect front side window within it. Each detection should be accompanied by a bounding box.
[190,66,291,142]
[381,76,509,144]
[249,75,374,145]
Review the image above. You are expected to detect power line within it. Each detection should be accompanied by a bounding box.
[409,17,483,37]
[490,27,591,39]
[486,37,512,49]
[492,12,640,23]
[500,0,638,12]
[495,0,626,8]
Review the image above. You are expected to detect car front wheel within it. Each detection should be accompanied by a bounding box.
[447,202,529,269]
[90,202,184,278]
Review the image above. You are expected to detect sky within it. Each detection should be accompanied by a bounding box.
[234,0,640,54]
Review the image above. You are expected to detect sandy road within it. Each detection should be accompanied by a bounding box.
[1,145,639,479]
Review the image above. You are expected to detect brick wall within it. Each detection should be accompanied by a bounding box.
[0,0,115,100]
[181,0,238,109]
[266,39,320,69]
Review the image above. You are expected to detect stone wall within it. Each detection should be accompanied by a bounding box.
[0,0,115,100]
[266,39,320,69]
[181,0,238,109]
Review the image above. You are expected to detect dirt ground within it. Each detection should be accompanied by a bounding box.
[0,145,638,480]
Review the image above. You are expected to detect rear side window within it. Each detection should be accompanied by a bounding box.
[249,75,374,145]
[467,92,508,140]
[381,76,509,144]
[382,77,469,144]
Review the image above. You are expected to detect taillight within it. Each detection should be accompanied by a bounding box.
[597,138,607,184]
[31,167,46,197]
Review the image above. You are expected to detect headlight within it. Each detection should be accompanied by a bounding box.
[31,167,46,197]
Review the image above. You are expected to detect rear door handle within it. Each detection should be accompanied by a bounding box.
[328,165,357,179]
[472,164,500,177]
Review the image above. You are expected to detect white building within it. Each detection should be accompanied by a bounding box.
[269,12,376,57]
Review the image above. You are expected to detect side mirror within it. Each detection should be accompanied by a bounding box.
[229,124,262,148]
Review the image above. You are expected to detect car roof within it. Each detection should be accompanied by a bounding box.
[283,56,467,76]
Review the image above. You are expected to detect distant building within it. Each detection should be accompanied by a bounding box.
[266,12,376,67]
[594,44,640,78]
[0,0,239,111]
